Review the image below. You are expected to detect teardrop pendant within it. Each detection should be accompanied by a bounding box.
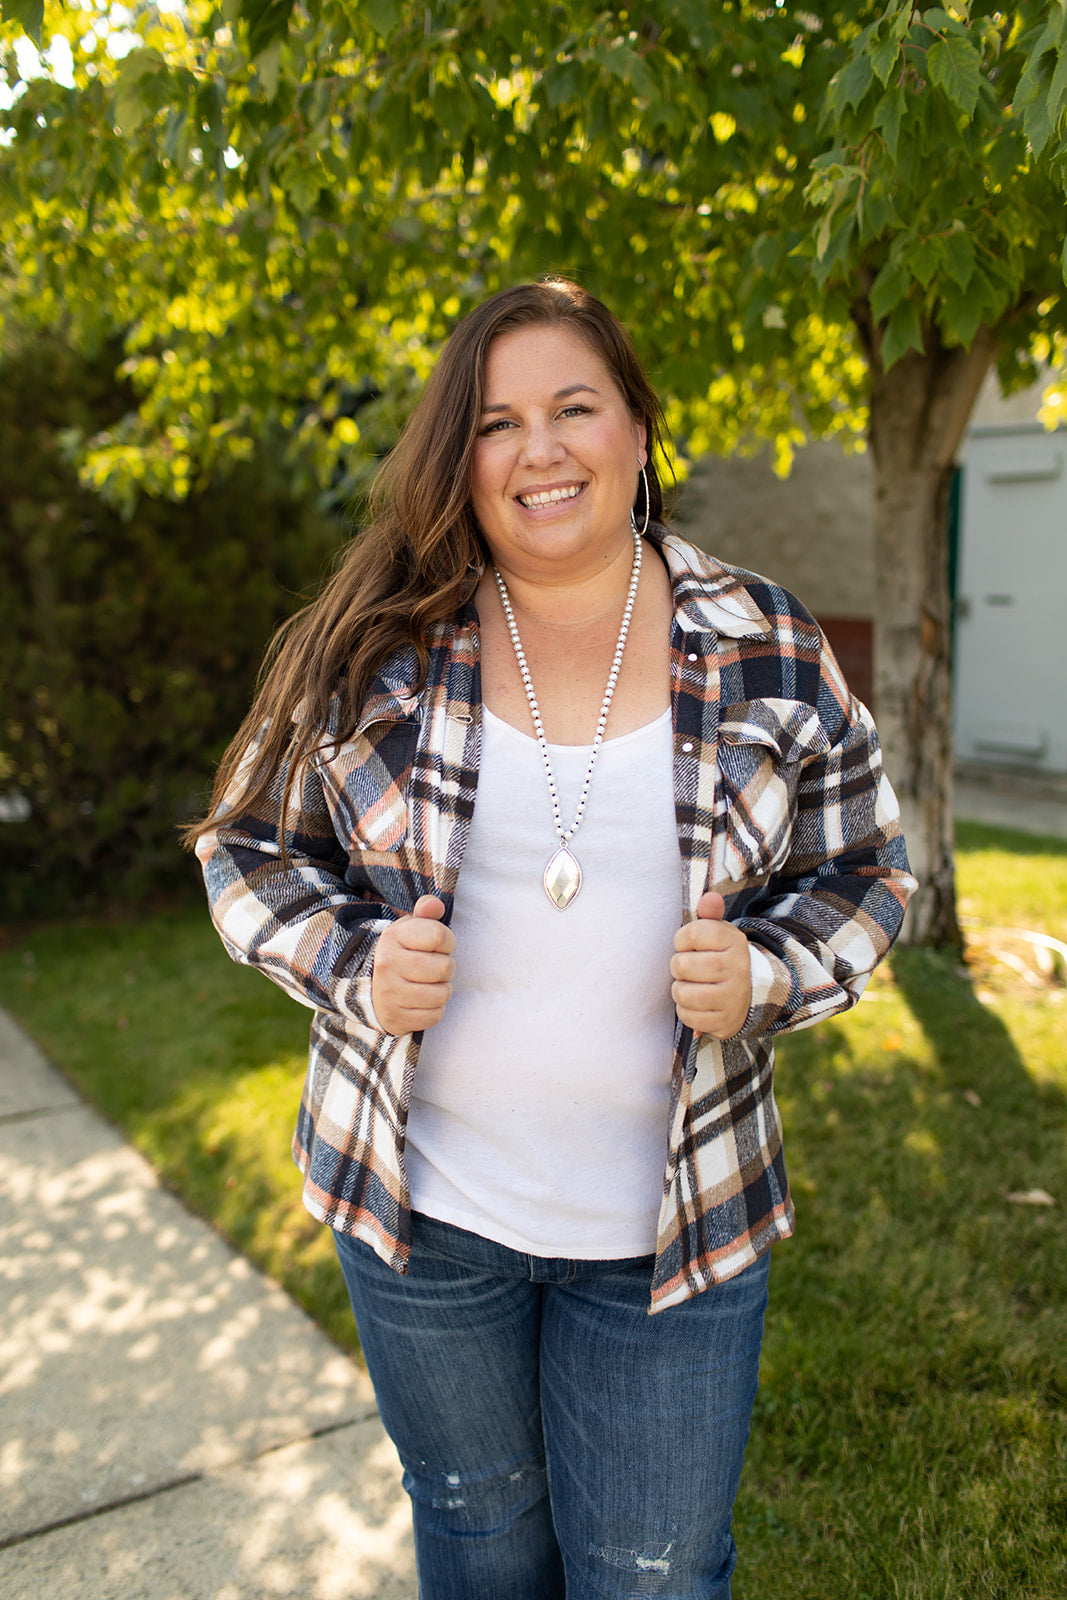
[543,846,582,910]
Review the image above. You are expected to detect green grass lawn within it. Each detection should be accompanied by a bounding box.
[1,819,1064,1598]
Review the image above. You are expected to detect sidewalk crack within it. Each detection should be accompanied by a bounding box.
[0,1103,82,1129]
[0,1412,379,1551]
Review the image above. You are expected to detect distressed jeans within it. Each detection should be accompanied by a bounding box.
[333,1212,770,1600]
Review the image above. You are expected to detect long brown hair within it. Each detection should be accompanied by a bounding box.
[184,277,673,848]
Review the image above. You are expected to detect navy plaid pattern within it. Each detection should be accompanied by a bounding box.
[198,532,915,1312]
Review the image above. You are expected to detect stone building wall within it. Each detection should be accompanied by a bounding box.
[674,437,875,621]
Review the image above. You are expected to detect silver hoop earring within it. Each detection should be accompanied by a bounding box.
[631,461,650,538]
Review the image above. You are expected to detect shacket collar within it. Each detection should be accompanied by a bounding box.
[650,528,771,639]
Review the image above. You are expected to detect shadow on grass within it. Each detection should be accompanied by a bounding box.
[735,948,1067,1599]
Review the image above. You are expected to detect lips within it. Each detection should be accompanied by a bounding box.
[515,483,585,509]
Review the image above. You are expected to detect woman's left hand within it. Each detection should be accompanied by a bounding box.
[671,892,753,1039]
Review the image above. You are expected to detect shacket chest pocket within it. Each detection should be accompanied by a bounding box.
[316,699,422,855]
[714,700,831,885]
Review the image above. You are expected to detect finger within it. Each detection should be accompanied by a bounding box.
[671,949,734,983]
[674,918,735,954]
[396,915,456,954]
[392,1002,451,1032]
[412,895,447,920]
[673,989,744,1039]
[672,979,730,1014]
[675,1006,731,1038]
[396,950,455,986]
[405,978,453,1010]
[696,890,726,921]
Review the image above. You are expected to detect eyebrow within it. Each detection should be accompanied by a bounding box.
[480,383,601,415]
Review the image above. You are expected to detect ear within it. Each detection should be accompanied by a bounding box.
[635,417,648,465]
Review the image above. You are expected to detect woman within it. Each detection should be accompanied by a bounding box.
[191,278,915,1599]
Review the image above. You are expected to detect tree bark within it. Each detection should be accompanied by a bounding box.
[854,306,998,946]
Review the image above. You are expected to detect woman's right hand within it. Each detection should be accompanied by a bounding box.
[371,895,456,1036]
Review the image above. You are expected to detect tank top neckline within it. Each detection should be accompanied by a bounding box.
[482,703,671,754]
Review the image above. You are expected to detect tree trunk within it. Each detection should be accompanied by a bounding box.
[856,310,997,946]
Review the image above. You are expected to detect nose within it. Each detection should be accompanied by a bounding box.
[520,416,566,467]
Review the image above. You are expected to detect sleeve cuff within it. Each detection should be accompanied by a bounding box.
[735,941,795,1038]
[339,937,387,1033]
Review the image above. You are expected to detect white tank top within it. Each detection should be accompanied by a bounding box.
[405,706,681,1258]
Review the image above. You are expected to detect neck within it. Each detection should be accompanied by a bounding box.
[487,533,639,632]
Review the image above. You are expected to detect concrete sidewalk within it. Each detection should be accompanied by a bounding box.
[953,762,1067,840]
[0,1010,416,1600]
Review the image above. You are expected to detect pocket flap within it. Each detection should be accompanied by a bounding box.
[318,713,420,853]
[718,698,831,765]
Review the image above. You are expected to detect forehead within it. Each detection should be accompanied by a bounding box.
[481,323,621,400]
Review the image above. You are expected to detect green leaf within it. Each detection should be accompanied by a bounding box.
[1,0,43,45]
[363,0,401,39]
[909,234,944,289]
[117,47,167,85]
[926,35,981,117]
[939,271,992,347]
[113,85,149,137]
[240,0,295,60]
[889,3,912,44]
[321,146,348,186]
[1062,227,1067,286]
[879,300,924,369]
[1028,5,1067,63]
[254,39,282,102]
[869,257,911,323]
[811,211,857,287]
[1014,11,1067,154]
[870,28,901,88]
[874,86,904,160]
[860,187,903,240]
[591,40,655,98]
[281,163,321,215]
[942,229,976,290]
[1024,84,1054,156]
[1047,38,1067,131]
[835,50,875,113]
[161,107,189,166]
[545,59,584,108]
[751,233,782,273]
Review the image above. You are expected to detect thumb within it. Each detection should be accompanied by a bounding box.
[412,894,446,921]
[696,890,726,921]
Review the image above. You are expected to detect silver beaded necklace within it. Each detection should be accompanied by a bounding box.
[493,527,643,909]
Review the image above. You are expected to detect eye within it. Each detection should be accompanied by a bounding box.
[559,403,592,419]
[479,417,514,435]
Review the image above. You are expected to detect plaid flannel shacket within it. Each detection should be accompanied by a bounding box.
[198,531,916,1313]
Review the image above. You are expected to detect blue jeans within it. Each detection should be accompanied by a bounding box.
[333,1213,770,1600]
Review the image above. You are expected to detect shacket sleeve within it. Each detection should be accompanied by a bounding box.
[195,733,395,1031]
[730,692,917,1042]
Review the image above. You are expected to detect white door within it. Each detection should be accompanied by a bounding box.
[953,426,1067,775]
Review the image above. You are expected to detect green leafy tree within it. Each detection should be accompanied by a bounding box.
[0,328,340,913]
[3,0,1066,942]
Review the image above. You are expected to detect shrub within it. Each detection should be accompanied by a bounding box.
[0,331,342,917]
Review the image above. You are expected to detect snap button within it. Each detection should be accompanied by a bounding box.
[681,741,694,753]
[687,652,698,661]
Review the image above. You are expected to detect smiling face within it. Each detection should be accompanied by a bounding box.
[470,323,647,584]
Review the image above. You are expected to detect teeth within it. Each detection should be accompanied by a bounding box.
[518,485,582,508]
